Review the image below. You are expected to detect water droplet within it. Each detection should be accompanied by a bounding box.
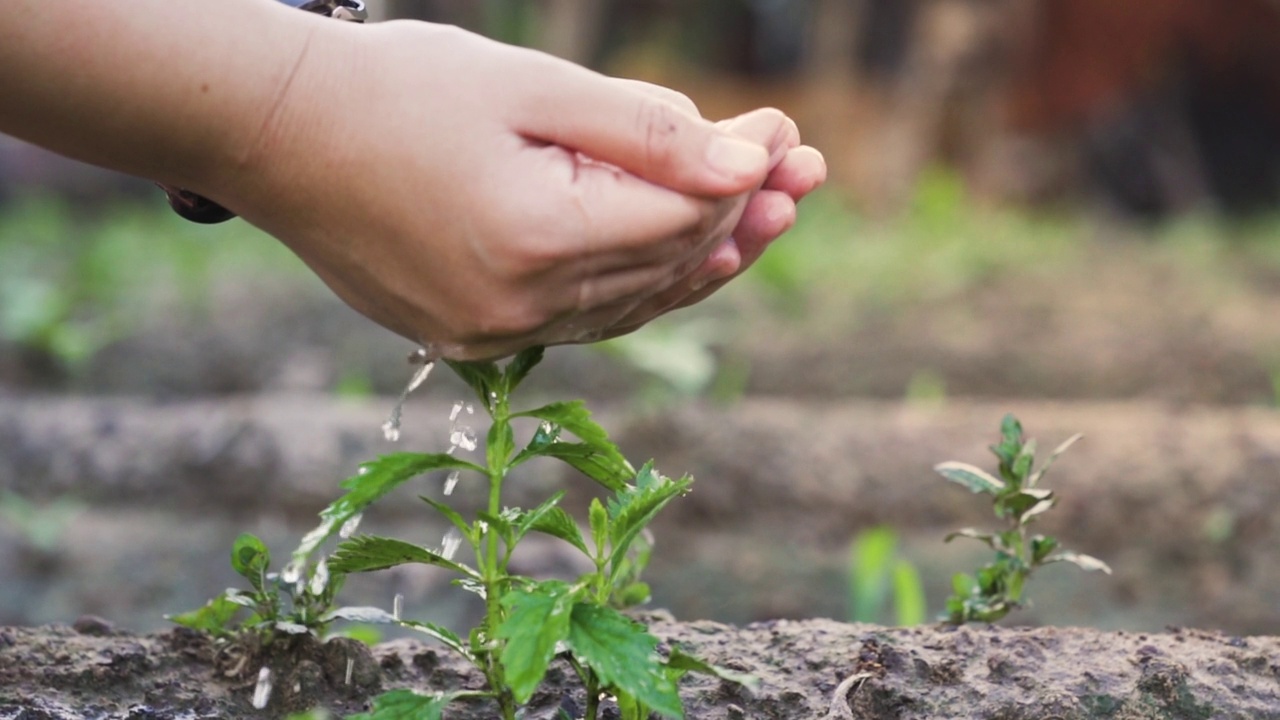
[393,593,404,622]
[449,400,464,422]
[339,513,363,539]
[440,529,462,561]
[252,667,273,709]
[443,470,461,496]
[309,559,330,596]
[450,427,478,452]
[281,561,303,585]
[465,403,474,415]
[381,420,401,443]
[345,657,354,686]
[357,466,370,476]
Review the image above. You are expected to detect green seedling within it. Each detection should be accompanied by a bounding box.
[934,414,1111,624]
[167,532,344,640]
[847,526,926,626]
[176,346,750,719]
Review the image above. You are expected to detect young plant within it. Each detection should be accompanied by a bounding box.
[847,526,926,626]
[168,532,344,640]
[265,346,750,720]
[934,414,1111,624]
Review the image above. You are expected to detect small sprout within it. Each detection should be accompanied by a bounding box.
[936,414,1110,624]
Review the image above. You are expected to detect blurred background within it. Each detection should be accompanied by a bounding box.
[4,0,1280,639]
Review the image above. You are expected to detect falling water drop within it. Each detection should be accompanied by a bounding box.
[381,421,401,443]
[252,667,273,710]
[339,513,363,539]
[449,400,464,422]
[440,529,462,561]
[345,657,354,686]
[443,470,461,496]
[308,559,330,596]
[382,350,437,443]
[450,427,478,452]
[393,593,404,622]
[281,560,303,585]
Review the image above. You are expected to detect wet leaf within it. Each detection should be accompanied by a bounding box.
[532,442,632,492]
[516,402,632,487]
[497,580,578,703]
[606,465,692,583]
[614,581,652,609]
[934,461,1005,494]
[322,606,396,624]
[1028,433,1082,487]
[330,535,478,578]
[997,488,1053,520]
[419,496,471,540]
[944,528,1003,552]
[294,453,484,565]
[399,620,472,661]
[567,603,682,718]
[589,497,609,559]
[522,498,588,556]
[1030,535,1059,564]
[487,421,514,472]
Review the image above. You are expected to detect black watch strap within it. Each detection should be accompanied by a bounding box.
[156,0,367,224]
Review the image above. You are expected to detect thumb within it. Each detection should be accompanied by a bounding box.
[517,67,770,197]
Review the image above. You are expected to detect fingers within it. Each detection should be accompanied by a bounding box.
[614,78,700,116]
[517,64,770,197]
[764,145,827,199]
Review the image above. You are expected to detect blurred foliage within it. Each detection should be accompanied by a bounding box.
[847,526,926,626]
[0,195,308,369]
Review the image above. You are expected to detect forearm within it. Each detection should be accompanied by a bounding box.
[0,0,320,192]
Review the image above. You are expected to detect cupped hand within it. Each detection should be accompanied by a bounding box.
[206,19,822,359]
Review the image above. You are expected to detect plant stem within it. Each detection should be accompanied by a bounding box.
[481,391,515,719]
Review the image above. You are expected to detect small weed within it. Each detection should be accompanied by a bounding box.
[174,346,750,718]
[934,414,1110,623]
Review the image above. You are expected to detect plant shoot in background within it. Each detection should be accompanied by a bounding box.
[847,526,926,626]
[934,414,1111,624]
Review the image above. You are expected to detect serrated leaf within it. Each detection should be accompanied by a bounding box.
[419,496,472,540]
[330,535,478,578]
[165,593,243,636]
[497,580,579,703]
[667,646,760,691]
[443,360,502,409]
[516,402,633,487]
[399,619,472,661]
[1045,551,1112,574]
[607,466,691,581]
[510,421,562,468]
[504,346,545,392]
[535,442,633,491]
[567,603,683,718]
[322,606,396,624]
[230,533,270,592]
[347,689,456,720]
[934,461,1005,494]
[526,506,589,557]
[293,453,484,566]
[1011,439,1036,483]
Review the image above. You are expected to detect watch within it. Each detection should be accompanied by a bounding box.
[156,0,367,224]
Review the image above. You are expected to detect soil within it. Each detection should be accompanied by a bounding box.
[3,615,1278,719]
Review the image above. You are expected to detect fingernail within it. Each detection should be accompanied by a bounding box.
[706,135,768,181]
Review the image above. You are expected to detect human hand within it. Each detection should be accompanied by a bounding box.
[202,19,818,359]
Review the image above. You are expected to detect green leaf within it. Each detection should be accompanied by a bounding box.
[1011,439,1036,484]
[1030,535,1060,564]
[510,420,562,467]
[347,689,455,720]
[504,345,545,392]
[951,572,976,597]
[892,560,927,626]
[607,467,692,582]
[849,526,896,623]
[567,603,683,719]
[399,620,472,661]
[996,488,1053,520]
[419,496,472,540]
[497,580,579,703]
[1044,551,1112,574]
[666,646,760,691]
[330,535,478,578]
[293,453,484,566]
[443,360,502,410]
[516,402,633,488]
[934,461,1005,494]
[615,581,652,609]
[589,498,609,559]
[517,494,587,553]
[165,593,242,636]
[535,442,633,492]
[230,533,270,592]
